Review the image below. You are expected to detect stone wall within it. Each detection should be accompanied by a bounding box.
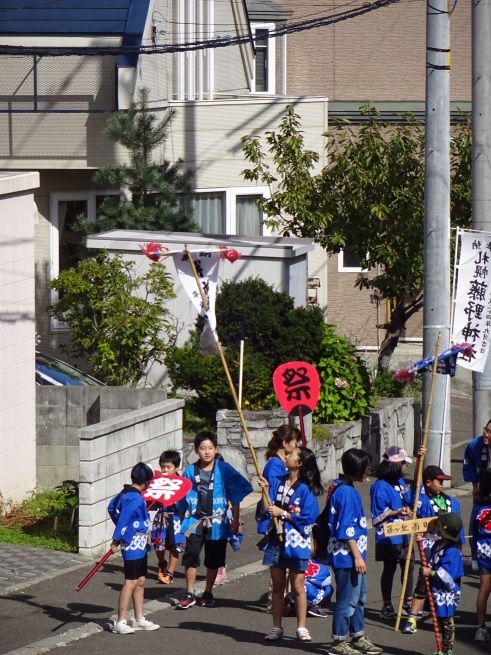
[36,387,167,488]
[78,398,184,559]
[213,399,418,490]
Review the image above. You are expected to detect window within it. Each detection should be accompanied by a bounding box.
[251,24,275,94]
[180,187,269,236]
[338,248,365,272]
[50,191,118,329]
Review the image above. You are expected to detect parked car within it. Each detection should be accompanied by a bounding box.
[35,352,105,386]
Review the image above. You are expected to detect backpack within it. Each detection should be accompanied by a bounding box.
[312,479,350,560]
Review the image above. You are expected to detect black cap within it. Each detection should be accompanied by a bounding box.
[422,465,452,483]
[131,462,154,484]
[437,511,463,542]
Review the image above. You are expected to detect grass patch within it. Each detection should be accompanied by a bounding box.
[0,482,79,553]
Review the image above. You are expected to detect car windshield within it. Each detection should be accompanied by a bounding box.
[35,353,104,386]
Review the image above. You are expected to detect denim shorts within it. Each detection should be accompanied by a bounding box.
[261,539,308,572]
[479,567,491,576]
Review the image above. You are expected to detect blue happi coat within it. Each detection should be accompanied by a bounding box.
[258,476,319,561]
[151,503,184,548]
[178,460,252,540]
[370,478,410,546]
[327,480,368,568]
[427,541,464,618]
[108,486,151,561]
[473,501,491,569]
[409,485,465,554]
[463,435,489,484]
[256,455,288,534]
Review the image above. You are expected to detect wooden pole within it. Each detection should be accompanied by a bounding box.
[394,333,442,647]
[184,246,277,524]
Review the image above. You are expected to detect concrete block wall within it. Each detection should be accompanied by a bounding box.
[36,387,167,489]
[78,398,184,558]
[216,398,417,490]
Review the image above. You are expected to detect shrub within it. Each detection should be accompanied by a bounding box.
[372,370,406,399]
[314,325,372,424]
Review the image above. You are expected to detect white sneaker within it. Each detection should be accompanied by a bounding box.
[132,617,160,631]
[111,620,135,634]
[475,626,489,641]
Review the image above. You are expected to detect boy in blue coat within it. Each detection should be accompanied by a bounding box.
[421,512,464,655]
[108,462,160,634]
[176,431,253,609]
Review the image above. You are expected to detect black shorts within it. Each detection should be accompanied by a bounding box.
[182,533,227,570]
[375,542,415,562]
[123,553,148,580]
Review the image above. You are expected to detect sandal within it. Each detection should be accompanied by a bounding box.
[296,628,312,642]
[265,627,284,641]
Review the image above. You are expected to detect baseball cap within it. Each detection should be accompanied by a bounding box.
[383,445,413,464]
[131,462,154,484]
[422,465,452,483]
[437,511,463,543]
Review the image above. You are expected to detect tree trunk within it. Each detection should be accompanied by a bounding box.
[377,300,408,371]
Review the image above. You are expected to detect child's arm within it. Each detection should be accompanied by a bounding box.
[230,503,240,534]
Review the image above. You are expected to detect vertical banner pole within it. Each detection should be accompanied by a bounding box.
[184,246,278,528]
[395,333,442,652]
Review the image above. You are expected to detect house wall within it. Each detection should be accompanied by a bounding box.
[0,171,39,503]
[280,0,471,102]
[78,398,184,558]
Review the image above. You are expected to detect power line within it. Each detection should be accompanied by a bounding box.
[0,0,400,57]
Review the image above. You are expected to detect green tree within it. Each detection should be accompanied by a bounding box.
[49,252,175,386]
[242,106,472,370]
[165,277,326,423]
[76,87,198,237]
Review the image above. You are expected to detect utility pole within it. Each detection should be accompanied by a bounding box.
[472,0,491,435]
[422,0,451,471]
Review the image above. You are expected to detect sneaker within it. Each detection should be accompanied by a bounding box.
[200,591,215,607]
[380,604,397,619]
[328,642,360,655]
[402,617,417,634]
[132,617,160,631]
[475,626,490,641]
[157,562,167,584]
[350,638,383,654]
[111,619,135,635]
[215,566,227,585]
[176,592,196,609]
[307,605,328,618]
[264,627,284,641]
[161,572,174,585]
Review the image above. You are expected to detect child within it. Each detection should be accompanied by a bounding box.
[108,462,160,634]
[370,446,413,619]
[258,446,323,642]
[152,450,184,584]
[327,448,383,655]
[420,512,464,655]
[473,469,491,641]
[283,547,333,618]
[176,431,253,609]
[402,465,464,634]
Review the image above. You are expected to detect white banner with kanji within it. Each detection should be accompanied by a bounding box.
[452,230,491,371]
[172,251,221,355]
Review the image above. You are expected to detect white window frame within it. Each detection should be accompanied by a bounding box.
[186,186,271,235]
[251,23,276,95]
[49,190,118,330]
[337,248,367,273]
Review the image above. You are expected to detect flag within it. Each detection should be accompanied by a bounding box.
[392,343,474,383]
[140,244,241,355]
[452,230,491,371]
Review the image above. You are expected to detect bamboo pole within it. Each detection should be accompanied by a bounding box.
[394,332,442,650]
[184,246,277,524]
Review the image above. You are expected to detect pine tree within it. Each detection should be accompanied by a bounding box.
[85,87,198,234]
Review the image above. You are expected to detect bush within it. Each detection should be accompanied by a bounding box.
[165,277,325,424]
[372,370,406,399]
[314,325,372,424]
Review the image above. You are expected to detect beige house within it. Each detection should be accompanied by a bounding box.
[0,0,329,361]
